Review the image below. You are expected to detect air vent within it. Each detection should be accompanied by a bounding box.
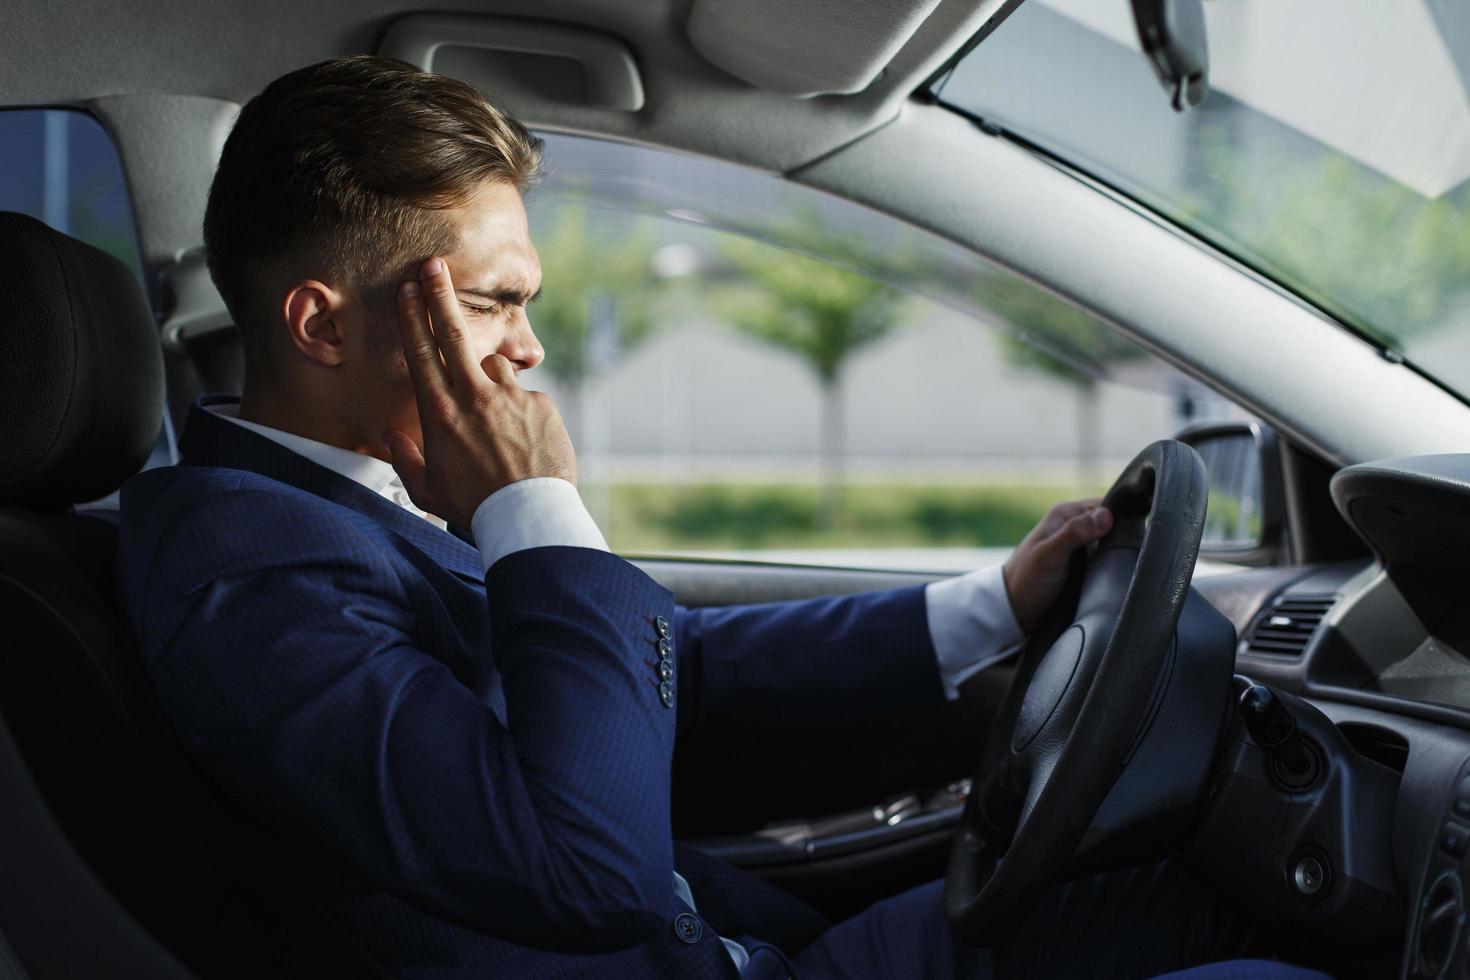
[1243,593,1338,658]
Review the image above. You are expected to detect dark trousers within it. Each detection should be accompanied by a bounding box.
[743,862,1332,979]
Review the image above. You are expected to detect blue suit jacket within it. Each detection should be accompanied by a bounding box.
[117,400,949,979]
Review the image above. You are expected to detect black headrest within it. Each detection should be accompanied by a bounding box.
[0,212,164,507]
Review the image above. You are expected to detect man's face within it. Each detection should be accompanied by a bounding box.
[362,180,545,447]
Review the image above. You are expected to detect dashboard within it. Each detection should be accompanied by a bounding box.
[647,453,1470,978]
[1193,453,1470,980]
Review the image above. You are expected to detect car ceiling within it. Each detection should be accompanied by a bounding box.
[3,0,1015,173]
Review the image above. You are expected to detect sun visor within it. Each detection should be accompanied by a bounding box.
[686,0,948,97]
[380,15,645,113]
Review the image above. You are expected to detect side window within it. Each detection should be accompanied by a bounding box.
[0,109,143,278]
[524,133,1248,572]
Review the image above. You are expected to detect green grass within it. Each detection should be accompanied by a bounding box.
[602,482,1098,552]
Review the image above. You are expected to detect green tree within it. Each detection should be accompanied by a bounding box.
[986,110,1470,490]
[980,273,1146,490]
[719,228,910,525]
[526,203,662,443]
[1177,114,1470,351]
[526,202,664,528]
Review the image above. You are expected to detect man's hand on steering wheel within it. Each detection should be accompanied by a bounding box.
[1002,499,1113,634]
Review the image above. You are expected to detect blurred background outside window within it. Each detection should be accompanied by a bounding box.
[522,133,1245,571]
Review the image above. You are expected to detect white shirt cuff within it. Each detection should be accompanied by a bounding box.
[924,563,1026,700]
[468,478,610,573]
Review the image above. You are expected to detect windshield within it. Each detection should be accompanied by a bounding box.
[934,0,1470,402]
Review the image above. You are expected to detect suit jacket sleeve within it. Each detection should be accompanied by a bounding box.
[672,586,946,744]
[127,487,677,953]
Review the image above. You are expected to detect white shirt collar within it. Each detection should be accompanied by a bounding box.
[205,403,445,527]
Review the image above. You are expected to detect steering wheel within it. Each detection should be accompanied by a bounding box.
[944,439,1218,945]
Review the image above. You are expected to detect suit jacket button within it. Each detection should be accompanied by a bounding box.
[656,615,671,638]
[658,660,674,681]
[673,912,702,944]
[660,683,675,708]
[658,637,673,658]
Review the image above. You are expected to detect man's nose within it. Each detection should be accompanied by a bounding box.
[497,318,544,372]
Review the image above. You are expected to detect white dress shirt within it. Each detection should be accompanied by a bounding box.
[208,404,1026,973]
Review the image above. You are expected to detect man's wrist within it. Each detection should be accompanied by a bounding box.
[1000,560,1034,636]
[469,477,610,572]
[925,563,1028,700]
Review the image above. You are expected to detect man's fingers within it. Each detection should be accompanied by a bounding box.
[1034,497,1105,539]
[1049,505,1112,551]
[1054,498,1104,520]
[384,429,432,507]
[481,353,517,386]
[418,257,484,386]
[1048,498,1102,528]
[397,279,449,397]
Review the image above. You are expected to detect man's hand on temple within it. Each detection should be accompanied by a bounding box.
[1002,499,1113,634]
[385,256,576,529]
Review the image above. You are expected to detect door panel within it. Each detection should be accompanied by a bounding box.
[632,557,945,606]
[644,557,1009,917]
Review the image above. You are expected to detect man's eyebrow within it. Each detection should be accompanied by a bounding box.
[458,284,543,305]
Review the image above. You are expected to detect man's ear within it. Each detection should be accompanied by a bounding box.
[280,280,348,367]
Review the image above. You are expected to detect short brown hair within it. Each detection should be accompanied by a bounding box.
[203,55,543,372]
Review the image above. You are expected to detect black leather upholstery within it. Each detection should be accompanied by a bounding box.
[0,507,389,978]
[0,705,193,980]
[0,211,163,507]
[0,214,388,978]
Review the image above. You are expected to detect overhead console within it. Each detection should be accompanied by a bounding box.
[1307,455,1470,719]
[380,15,646,114]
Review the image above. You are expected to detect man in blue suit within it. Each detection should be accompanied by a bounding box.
[118,57,1327,979]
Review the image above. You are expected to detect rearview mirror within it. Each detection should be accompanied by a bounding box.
[1132,0,1210,111]
[1176,421,1285,566]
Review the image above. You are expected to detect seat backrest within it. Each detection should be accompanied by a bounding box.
[0,212,387,979]
[0,698,193,980]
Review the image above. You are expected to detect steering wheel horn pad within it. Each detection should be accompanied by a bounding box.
[1011,625,1085,752]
